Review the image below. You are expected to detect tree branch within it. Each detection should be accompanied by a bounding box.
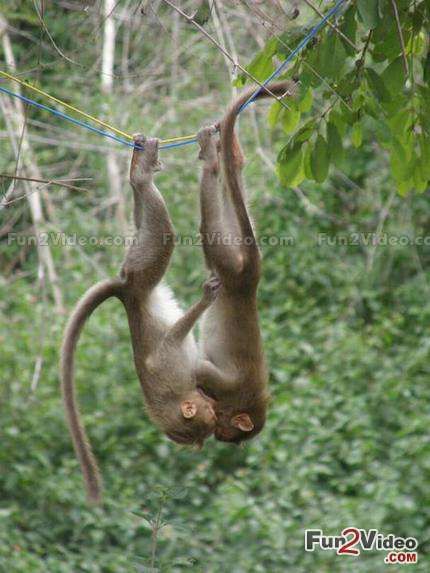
[390,0,409,77]
[160,0,291,109]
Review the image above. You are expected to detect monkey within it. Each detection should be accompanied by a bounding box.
[61,135,220,503]
[195,81,295,444]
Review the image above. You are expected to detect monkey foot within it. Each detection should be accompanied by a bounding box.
[132,135,162,173]
[203,275,222,303]
[197,125,218,161]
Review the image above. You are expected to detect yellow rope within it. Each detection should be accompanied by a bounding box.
[0,70,196,145]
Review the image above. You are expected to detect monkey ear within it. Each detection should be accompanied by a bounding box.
[231,413,254,432]
[181,400,197,419]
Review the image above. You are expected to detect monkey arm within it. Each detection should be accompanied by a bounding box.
[164,297,212,344]
[164,277,220,344]
[195,359,232,395]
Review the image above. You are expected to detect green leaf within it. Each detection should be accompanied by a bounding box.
[372,18,404,61]
[295,119,316,143]
[282,106,301,134]
[419,86,430,131]
[268,101,282,128]
[310,135,330,182]
[406,31,425,56]
[412,155,428,192]
[397,178,414,196]
[390,140,411,182]
[412,2,425,33]
[245,37,277,82]
[232,75,246,88]
[329,110,347,137]
[277,142,303,186]
[357,0,380,29]
[318,31,347,80]
[351,90,366,112]
[340,5,357,55]
[418,134,430,179]
[336,100,359,126]
[233,38,278,87]
[381,58,405,95]
[351,122,363,148]
[192,0,211,25]
[247,54,274,82]
[327,122,343,166]
[303,143,313,179]
[423,49,430,84]
[366,68,391,103]
[298,88,313,113]
[386,109,411,139]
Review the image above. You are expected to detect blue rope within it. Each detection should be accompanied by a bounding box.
[239,0,346,112]
[0,0,346,150]
[0,84,198,151]
[162,138,197,150]
[0,85,145,149]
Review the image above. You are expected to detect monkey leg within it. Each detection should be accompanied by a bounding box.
[198,126,244,282]
[122,136,175,291]
[223,177,262,290]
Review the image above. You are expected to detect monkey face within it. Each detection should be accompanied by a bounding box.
[165,391,217,446]
[185,391,217,428]
[214,425,241,442]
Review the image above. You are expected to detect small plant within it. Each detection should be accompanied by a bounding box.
[132,486,191,572]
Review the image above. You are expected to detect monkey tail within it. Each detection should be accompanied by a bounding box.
[60,278,124,504]
[219,81,297,238]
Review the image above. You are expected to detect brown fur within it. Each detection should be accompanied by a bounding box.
[196,81,295,443]
[61,137,218,503]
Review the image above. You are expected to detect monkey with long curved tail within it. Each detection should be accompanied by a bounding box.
[61,136,219,503]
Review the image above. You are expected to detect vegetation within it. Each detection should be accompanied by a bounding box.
[238,0,430,196]
[0,1,429,571]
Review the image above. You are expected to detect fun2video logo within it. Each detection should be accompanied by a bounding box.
[305,528,419,565]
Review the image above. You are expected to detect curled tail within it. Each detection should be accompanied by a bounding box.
[60,278,124,504]
[219,81,296,237]
[220,80,297,167]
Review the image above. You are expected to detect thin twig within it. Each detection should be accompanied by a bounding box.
[31,355,43,392]
[32,0,81,65]
[150,495,167,571]
[47,222,109,279]
[160,0,291,109]
[1,176,91,208]
[238,0,352,112]
[366,188,396,272]
[390,0,409,77]
[212,1,238,95]
[0,174,92,193]
[293,186,344,223]
[302,0,358,51]
[355,30,372,77]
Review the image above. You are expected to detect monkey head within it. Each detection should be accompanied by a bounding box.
[164,390,217,447]
[213,398,269,444]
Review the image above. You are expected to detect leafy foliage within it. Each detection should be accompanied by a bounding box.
[0,2,429,572]
[238,0,430,196]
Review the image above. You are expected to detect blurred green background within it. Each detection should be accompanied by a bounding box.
[0,2,429,571]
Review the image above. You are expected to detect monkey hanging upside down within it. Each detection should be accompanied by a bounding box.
[61,136,219,504]
[195,81,295,444]
[61,81,295,502]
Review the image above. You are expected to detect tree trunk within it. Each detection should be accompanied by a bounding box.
[0,16,64,313]
[101,0,127,232]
